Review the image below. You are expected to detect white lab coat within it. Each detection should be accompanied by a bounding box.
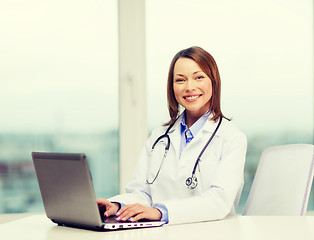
[109,113,247,225]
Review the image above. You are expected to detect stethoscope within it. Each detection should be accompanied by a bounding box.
[146,115,222,190]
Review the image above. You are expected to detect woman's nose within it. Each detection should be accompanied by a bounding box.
[185,80,195,91]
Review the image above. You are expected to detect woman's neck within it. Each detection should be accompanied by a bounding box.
[185,109,210,128]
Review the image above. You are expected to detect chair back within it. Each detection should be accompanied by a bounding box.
[243,144,314,216]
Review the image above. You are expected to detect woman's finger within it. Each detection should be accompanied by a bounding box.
[117,204,143,221]
[96,198,119,217]
[130,212,146,222]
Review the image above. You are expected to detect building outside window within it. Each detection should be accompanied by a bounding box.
[0,1,119,213]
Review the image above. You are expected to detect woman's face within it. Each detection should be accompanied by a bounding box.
[173,57,212,120]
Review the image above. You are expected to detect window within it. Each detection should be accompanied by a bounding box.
[146,0,313,212]
[0,1,119,213]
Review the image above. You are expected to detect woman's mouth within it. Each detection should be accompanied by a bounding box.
[184,95,201,101]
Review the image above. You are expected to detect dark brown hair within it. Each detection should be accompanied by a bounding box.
[166,46,227,125]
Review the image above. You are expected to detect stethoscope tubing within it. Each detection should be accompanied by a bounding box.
[147,114,222,188]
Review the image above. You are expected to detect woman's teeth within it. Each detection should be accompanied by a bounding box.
[185,96,198,100]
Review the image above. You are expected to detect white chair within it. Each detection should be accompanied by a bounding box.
[243,144,314,216]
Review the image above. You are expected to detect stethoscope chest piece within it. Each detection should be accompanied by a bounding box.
[185,175,198,189]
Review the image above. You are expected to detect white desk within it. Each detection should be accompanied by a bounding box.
[0,214,313,240]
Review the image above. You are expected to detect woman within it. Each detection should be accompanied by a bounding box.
[97,46,247,224]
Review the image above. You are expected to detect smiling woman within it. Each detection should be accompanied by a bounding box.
[146,0,313,213]
[97,46,247,225]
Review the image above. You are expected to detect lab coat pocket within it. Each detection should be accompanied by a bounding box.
[198,148,221,187]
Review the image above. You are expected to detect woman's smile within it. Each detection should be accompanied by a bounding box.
[183,94,202,102]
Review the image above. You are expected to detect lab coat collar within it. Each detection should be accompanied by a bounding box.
[167,112,222,159]
[184,113,222,147]
[167,113,184,161]
[168,112,222,136]
[201,113,223,136]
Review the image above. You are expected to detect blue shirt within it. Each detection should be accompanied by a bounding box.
[179,109,211,158]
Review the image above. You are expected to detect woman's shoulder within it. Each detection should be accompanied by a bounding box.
[150,124,169,137]
[219,118,247,142]
[143,124,169,148]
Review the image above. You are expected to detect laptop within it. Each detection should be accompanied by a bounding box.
[32,152,165,231]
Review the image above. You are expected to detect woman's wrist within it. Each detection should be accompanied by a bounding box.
[153,208,162,220]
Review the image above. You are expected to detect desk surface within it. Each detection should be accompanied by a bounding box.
[0,214,313,240]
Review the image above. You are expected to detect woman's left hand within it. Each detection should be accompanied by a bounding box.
[116,203,162,222]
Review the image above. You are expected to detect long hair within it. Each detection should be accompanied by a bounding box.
[166,46,227,125]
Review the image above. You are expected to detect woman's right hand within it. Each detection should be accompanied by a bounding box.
[96,198,120,217]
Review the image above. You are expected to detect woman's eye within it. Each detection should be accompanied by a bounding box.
[196,76,204,80]
[175,78,184,82]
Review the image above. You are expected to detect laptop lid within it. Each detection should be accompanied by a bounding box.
[32,152,165,231]
[32,152,104,229]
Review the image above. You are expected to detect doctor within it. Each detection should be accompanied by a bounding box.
[97,46,247,225]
